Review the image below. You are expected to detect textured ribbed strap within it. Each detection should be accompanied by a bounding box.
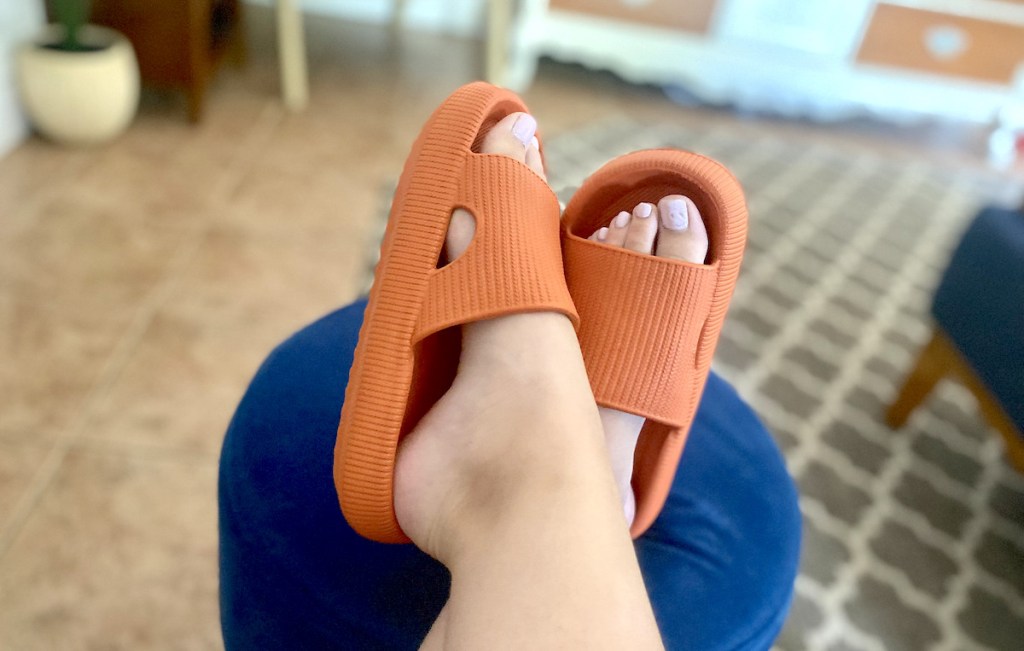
[413,154,579,342]
[564,235,718,427]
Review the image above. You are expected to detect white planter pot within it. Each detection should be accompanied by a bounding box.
[16,24,140,146]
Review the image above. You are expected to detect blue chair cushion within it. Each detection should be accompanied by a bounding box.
[218,299,801,650]
[932,206,1024,430]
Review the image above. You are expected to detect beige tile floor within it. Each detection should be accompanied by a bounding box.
[0,7,1012,648]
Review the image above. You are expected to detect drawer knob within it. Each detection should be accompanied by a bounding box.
[924,24,969,61]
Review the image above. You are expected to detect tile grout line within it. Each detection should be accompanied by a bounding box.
[209,102,285,205]
[0,231,207,559]
[71,437,222,467]
[0,101,285,559]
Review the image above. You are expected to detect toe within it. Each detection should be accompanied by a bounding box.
[602,211,630,247]
[655,195,708,263]
[622,202,658,254]
[449,113,542,262]
[480,112,536,163]
[589,226,610,243]
[525,136,546,180]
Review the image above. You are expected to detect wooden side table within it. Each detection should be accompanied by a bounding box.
[89,0,248,121]
[89,0,308,119]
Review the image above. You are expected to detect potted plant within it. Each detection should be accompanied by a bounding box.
[16,0,140,146]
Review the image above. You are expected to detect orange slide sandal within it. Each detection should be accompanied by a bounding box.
[334,82,578,543]
[561,150,748,538]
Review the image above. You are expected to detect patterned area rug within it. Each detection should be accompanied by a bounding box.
[366,119,1024,651]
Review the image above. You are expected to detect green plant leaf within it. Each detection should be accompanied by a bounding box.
[48,0,93,51]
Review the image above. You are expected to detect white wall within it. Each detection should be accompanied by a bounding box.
[245,0,487,37]
[0,0,44,157]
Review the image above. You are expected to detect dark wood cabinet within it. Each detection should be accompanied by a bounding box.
[87,0,246,122]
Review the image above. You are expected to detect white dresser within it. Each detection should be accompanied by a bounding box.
[502,0,1024,125]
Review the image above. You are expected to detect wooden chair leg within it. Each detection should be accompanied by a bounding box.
[945,339,1024,474]
[998,421,1024,473]
[890,328,1024,473]
[886,329,950,428]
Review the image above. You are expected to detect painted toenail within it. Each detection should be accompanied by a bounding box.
[634,203,653,218]
[663,199,688,230]
[596,226,609,241]
[613,211,630,228]
[511,114,537,146]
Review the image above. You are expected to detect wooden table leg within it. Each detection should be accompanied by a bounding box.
[888,327,1024,473]
[277,0,309,111]
[486,0,513,85]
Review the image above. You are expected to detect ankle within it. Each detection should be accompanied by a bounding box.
[395,379,609,559]
[435,432,617,563]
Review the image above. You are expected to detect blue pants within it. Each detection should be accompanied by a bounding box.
[218,299,801,650]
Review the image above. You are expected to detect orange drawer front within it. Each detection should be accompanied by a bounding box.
[549,0,718,34]
[856,3,1024,85]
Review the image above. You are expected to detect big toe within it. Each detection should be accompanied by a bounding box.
[446,112,546,259]
[655,195,708,263]
[480,112,545,178]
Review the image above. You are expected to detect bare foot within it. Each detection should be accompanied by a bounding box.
[391,113,619,561]
[588,195,710,524]
[390,111,665,649]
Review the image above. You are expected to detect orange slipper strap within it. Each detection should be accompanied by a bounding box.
[563,239,718,427]
[561,149,748,539]
[415,154,576,341]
